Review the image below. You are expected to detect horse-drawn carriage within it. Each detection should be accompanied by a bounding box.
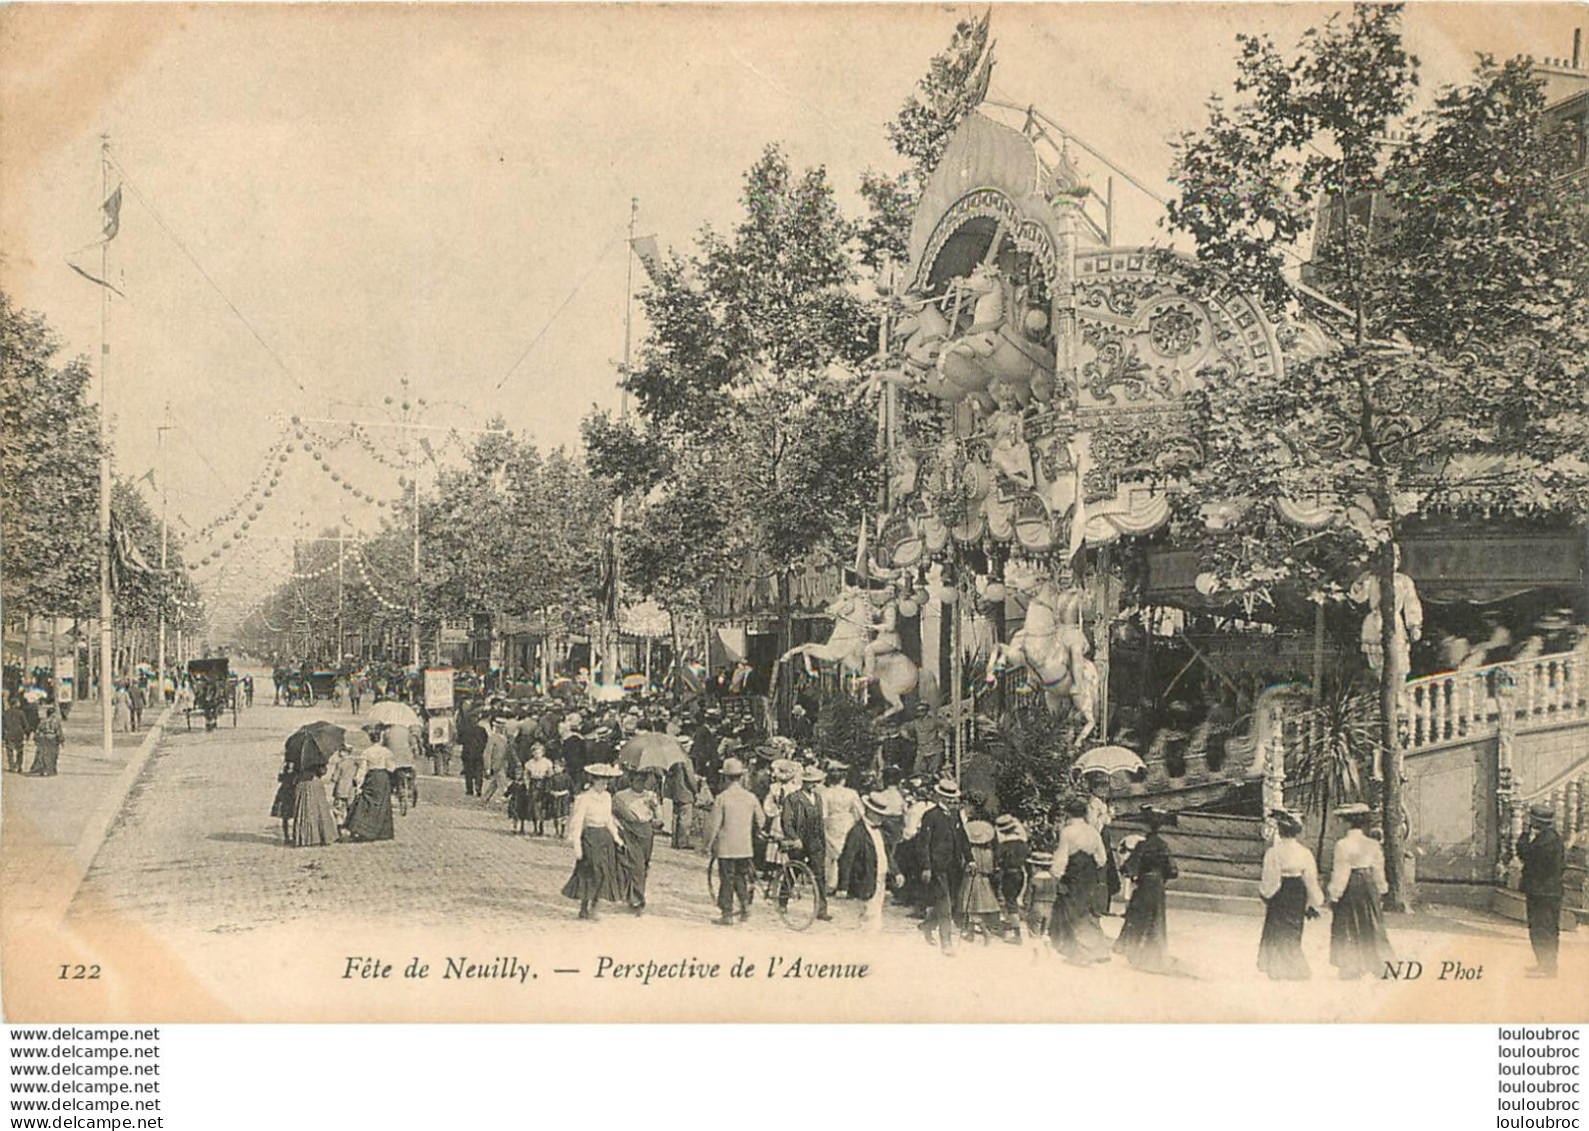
[187,658,238,730]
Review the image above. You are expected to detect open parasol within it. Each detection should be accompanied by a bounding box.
[1072,745,1147,776]
[366,700,422,728]
[285,721,348,772]
[619,731,688,772]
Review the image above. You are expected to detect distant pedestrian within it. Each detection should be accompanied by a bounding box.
[3,693,26,773]
[993,813,1030,942]
[1257,809,1325,981]
[561,763,625,920]
[837,793,899,932]
[959,819,1003,943]
[916,779,969,954]
[481,717,511,803]
[112,683,132,733]
[613,769,661,914]
[459,712,487,797]
[820,764,861,891]
[1326,803,1393,980]
[1115,807,1178,972]
[665,748,701,850]
[705,757,764,925]
[128,681,146,731]
[1517,803,1565,979]
[293,763,340,847]
[27,703,63,777]
[344,742,395,842]
[1049,795,1111,965]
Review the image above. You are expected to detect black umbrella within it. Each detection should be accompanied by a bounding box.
[285,721,347,772]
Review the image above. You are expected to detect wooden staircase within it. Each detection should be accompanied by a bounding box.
[1111,810,1269,918]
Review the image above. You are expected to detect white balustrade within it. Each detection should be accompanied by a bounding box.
[1399,646,1589,753]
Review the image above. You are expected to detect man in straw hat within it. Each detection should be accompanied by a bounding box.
[705,757,765,925]
[1517,802,1565,978]
[781,765,834,922]
[916,779,970,955]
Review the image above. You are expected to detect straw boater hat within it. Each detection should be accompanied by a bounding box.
[1028,850,1054,868]
[862,793,891,819]
[964,820,996,845]
[584,763,622,779]
[933,779,961,803]
[1270,809,1304,837]
[1333,802,1373,823]
[995,813,1020,833]
[1530,803,1556,826]
[801,765,825,783]
[719,757,746,778]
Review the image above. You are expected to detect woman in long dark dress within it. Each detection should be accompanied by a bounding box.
[1115,807,1177,971]
[1327,803,1394,980]
[345,744,395,842]
[292,763,341,846]
[1257,809,1326,980]
[611,769,660,914]
[28,704,63,776]
[1049,796,1112,964]
[561,763,625,919]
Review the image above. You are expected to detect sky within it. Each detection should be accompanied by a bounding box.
[3,2,1584,626]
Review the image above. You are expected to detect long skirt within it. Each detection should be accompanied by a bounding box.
[561,827,623,907]
[270,776,296,819]
[292,776,340,846]
[614,817,654,907]
[1115,872,1170,971]
[1258,875,1311,981]
[345,770,395,842]
[1050,852,1111,963]
[28,736,60,776]
[1330,869,1394,978]
[959,871,1002,917]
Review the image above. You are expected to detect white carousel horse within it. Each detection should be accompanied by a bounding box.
[779,587,919,722]
[984,561,1101,745]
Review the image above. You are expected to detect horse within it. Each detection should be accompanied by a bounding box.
[779,588,919,722]
[984,561,1100,746]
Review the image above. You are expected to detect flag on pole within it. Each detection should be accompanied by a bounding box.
[629,235,662,281]
[66,261,125,296]
[102,185,123,241]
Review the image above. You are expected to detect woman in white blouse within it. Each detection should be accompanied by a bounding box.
[1049,795,1112,964]
[1326,803,1394,980]
[1257,809,1325,980]
[560,763,625,920]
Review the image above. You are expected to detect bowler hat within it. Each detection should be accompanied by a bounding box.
[719,757,746,778]
[1529,803,1556,825]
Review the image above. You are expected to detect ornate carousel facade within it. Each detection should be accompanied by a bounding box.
[791,106,1589,914]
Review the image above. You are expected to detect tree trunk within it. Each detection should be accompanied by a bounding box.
[775,569,793,734]
[1377,541,1408,911]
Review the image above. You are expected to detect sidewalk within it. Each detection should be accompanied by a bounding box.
[0,701,170,924]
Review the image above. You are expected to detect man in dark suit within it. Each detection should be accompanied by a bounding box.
[781,766,833,921]
[458,708,488,797]
[1517,803,1565,978]
[916,779,970,954]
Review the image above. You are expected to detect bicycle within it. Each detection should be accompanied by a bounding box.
[707,839,820,931]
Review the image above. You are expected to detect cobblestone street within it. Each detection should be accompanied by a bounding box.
[13,691,1572,1024]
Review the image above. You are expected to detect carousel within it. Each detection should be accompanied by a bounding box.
[780,105,1589,912]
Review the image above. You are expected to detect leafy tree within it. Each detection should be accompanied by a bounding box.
[1,291,101,623]
[591,146,880,725]
[856,9,995,270]
[1168,4,1589,906]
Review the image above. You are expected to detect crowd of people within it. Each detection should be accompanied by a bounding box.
[252,684,1585,982]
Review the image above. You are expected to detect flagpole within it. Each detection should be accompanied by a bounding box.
[605,197,638,687]
[156,403,171,708]
[98,135,115,758]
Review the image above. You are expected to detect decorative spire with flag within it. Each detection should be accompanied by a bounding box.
[102,184,123,242]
